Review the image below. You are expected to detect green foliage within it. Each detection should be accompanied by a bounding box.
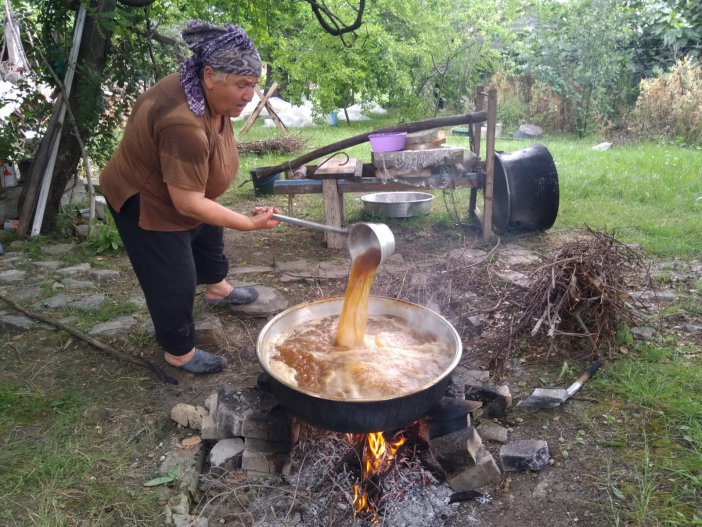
[516,0,636,136]
[85,209,123,254]
[628,56,702,144]
[616,322,634,347]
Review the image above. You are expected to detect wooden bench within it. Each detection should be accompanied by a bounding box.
[273,157,482,248]
[266,87,498,247]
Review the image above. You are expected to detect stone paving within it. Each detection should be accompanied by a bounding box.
[1,239,698,348]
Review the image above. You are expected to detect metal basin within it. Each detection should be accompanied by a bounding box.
[361,191,435,218]
[256,296,462,433]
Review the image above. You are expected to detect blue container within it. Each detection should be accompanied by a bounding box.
[251,172,280,196]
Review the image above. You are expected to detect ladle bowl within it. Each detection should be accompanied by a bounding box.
[270,213,395,264]
[348,222,395,265]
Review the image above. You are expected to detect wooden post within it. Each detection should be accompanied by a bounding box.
[322,179,345,249]
[482,89,497,240]
[239,82,285,135]
[468,86,484,218]
[473,85,484,160]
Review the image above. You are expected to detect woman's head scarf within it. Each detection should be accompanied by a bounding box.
[179,20,262,116]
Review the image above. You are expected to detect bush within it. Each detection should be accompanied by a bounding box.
[628,56,702,144]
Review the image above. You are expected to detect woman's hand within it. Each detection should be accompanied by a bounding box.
[167,185,280,231]
[250,206,281,230]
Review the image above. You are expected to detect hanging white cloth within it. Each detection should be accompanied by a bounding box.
[2,0,32,81]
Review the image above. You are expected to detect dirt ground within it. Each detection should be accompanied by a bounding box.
[2,215,700,527]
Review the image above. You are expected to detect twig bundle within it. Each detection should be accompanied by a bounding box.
[238,136,308,155]
[505,228,649,362]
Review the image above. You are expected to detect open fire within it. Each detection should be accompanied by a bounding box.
[352,431,408,517]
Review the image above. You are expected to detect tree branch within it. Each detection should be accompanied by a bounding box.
[305,0,365,36]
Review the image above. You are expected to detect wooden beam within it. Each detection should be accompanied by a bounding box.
[254,111,488,179]
[482,89,497,241]
[239,82,279,136]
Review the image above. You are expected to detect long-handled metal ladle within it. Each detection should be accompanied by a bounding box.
[270,213,396,265]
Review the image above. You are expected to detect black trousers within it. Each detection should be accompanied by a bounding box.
[109,194,228,355]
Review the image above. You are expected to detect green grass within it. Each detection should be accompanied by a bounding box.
[594,344,702,526]
[0,381,162,526]
[231,119,702,258]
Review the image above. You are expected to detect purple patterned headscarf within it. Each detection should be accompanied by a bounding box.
[179,20,262,116]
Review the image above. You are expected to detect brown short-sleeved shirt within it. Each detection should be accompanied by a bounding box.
[100,73,238,231]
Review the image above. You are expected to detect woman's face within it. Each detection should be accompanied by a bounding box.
[203,67,259,118]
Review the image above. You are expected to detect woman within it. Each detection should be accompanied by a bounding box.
[100,20,279,374]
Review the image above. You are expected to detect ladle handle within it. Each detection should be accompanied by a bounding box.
[272,213,349,235]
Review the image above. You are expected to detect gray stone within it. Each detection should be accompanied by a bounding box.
[75,224,89,238]
[61,278,95,289]
[159,441,204,497]
[680,323,702,335]
[209,438,245,473]
[33,261,62,270]
[92,270,120,283]
[0,314,34,331]
[631,326,656,341]
[447,248,489,264]
[378,252,412,275]
[631,289,677,303]
[0,256,24,266]
[194,317,227,350]
[141,318,155,336]
[14,286,44,301]
[34,293,74,309]
[40,243,75,255]
[446,447,502,491]
[68,294,105,310]
[500,439,550,472]
[465,384,512,418]
[56,263,91,276]
[499,244,542,266]
[58,316,80,326]
[496,270,531,288]
[477,421,509,443]
[0,269,26,282]
[88,316,137,338]
[241,408,293,442]
[128,296,147,309]
[318,259,350,279]
[200,414,233,440]
[220,285,289,318]
[170,403,209,429]
[230,265,275,275]
[429,426,483,473]
[513,123,543,139]
[241,449,291,476]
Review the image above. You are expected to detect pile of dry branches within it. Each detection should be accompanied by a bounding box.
[238,136,308,155]
[496,229,650,365]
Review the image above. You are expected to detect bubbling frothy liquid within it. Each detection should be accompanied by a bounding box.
[267,242,453,400]
[268,314,452,399]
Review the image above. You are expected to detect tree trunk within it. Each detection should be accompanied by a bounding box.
[40,0,115,233]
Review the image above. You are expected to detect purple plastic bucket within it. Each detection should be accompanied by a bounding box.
[368,132,407,153]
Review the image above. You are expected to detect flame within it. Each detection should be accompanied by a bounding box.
[353,432,407,516]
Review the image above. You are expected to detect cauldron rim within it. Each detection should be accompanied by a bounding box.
[256,295,462,403]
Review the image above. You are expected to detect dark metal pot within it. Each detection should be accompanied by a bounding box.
[492,144,559,232]
[257,296,462,433]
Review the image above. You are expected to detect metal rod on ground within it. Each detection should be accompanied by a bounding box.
[0,293,178,385]
[253,111,488,179]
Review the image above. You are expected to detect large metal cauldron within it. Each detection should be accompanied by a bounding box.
[257,296,462,433]
[492,144,559,232]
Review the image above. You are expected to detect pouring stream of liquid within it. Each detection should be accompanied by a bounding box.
[335,247,382,349]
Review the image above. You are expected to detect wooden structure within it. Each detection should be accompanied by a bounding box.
[239,82,287,136]
[257,88,497,248]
